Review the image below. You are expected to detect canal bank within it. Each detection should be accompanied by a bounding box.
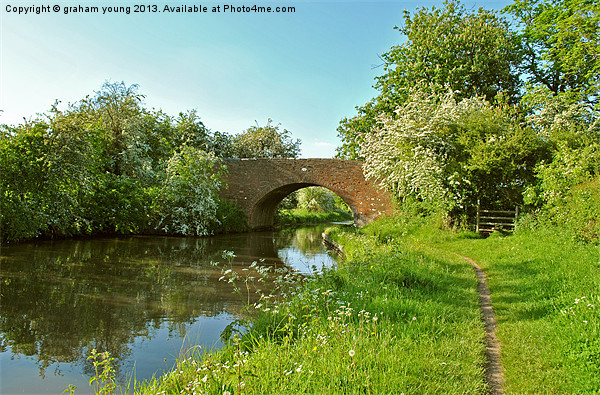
[0,225,339,394]
[136,216,488,394]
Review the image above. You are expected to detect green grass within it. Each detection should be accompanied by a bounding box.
[274,208,352,227]
[434,226,600,394]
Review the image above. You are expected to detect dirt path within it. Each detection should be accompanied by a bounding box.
[455,253,504,395]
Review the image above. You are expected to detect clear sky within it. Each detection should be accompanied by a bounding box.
[1,0,513,157]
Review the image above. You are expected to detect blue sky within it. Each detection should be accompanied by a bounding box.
[1,0,513,157]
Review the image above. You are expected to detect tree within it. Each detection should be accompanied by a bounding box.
[1,82,246,242]
[77,82,151,177]
[0,109,96,242]
[505,0,600,107]
[361,88,548,214]
[175,110,234,158]
[522,85,600,209]
[296,187,337,213]
[154,146,224,236]
[337,0,521,159]
[377,1,521,104]
[232,119,301,158]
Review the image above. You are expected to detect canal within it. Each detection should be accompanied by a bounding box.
[0,225,339,393]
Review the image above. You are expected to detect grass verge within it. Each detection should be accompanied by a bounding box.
[274,209,352,227]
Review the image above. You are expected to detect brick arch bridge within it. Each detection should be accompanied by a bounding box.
[219,159,393,230]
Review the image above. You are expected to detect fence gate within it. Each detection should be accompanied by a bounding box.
[476,201,519,233]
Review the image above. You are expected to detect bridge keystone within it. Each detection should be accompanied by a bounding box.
[219,158,393,229]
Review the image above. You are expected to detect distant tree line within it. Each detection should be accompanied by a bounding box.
[336,0,599,242]
[1,82,301,243]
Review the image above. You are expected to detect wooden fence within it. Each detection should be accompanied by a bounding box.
[476,202,519,233]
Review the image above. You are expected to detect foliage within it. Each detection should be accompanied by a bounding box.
[275,187,352,226]
[0,119,91,242]
[231,119,301,159]
[361,88,547,214]
[337,0,598,237]
[275,209,352,227]
[522,85,600,143]
[1,81,251,243]
[337,0,521,159]
[505,0,600,107]
[522,86,600,218]
[71,82,153,179]
[175,110,235,157]
[214,198,249,233]
[560,177,600,243]
[88,349,117,395]
[296,187,350,214]
[277,190,299,210]
[154,146,224,236]
[378,0,521,104]
[82,174,151,234]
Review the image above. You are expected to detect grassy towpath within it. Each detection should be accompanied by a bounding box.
[455,253,504,394]
[437,227,600,394]
[328,214,599,394]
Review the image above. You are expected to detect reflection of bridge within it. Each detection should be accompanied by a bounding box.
[219,159,394,229]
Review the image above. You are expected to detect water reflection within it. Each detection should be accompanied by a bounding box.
[0,226,337,394]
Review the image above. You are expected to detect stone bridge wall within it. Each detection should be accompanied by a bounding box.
[219,158,393,229]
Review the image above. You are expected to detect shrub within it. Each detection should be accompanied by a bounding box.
[154,147,223,236]
[562,177,600,244]
[214,198,248,233]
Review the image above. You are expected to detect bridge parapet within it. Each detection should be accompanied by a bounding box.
[219,158,393,229]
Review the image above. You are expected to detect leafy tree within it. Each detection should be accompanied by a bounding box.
[71,82,152,178]
[0,116,93,241]
[1,82,244,243]
[503,0,599,239]
[378,1,521,104]
[154,146,224,236]
[520,87,600,243]
[505,0,600,107]
[54,82,165,234]
[522,86,600,209]
[175,110,234,158]
[277,187,350,213]
[361,88,548,214]
[337,0,521,159]
[296,187,337,213]
[232,119,300,158]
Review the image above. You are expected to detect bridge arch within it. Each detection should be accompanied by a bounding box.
[219,159,393,230]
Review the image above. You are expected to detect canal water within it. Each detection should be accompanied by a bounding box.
[0,225,339,394]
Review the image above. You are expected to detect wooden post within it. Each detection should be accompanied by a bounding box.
[515,205,519,229]
[476,199,480,233]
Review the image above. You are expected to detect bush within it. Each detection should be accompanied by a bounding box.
[214,198,248,233]
[154,147,223,236]
[361,88,546,214]
[82,174,150,234]
[562,177,600,244]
